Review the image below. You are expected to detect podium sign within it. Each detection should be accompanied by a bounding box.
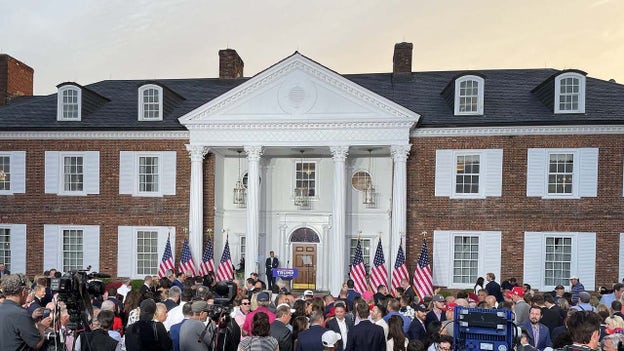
[273,268,298,279]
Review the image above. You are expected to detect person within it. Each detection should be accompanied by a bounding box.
[370,303,389,339]
[270,304,294,351]
[164,286,181,311]
[239,312,279,351]
[0,274,52,350]
[292,315,309,350]
[117,278,132,302]
[401,279,417,303]
[374,285,391,305]
[387,314,408,351]
[553,285,566,303]
[179,300,216,351]
[485,273,504,303]
[345,280,360,312]
[604,315,624,335]
[169,303,192,351]
[384,299,411,334]
[124,298,172,351]
[407,340,425,351]
[265,251,279,290]
[233,295,252,332]
[533,293,563,339]
[345,301,386,351]
[519,306,552,351]
[321,330,342,351]
[326,301,354,351]
[0,262,10,277]
[601,284,624,310]
[557,310,602,351]
[571,292,596,312]
[243,292,276,336]
[427,334,452,351]
[569,276,585,305]
[295,309,327,351]
[407,303,428,342]
[79,310,121,351]
[440,302,456,337]
[473,277,485,295]
[507,286,530,324]
[424,294,446,330]
[601,333,624,351]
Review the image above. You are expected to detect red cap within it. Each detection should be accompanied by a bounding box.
[505,286,524,299]
[446,302,457,311]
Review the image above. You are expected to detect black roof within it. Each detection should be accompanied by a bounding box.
[1,68,623,131]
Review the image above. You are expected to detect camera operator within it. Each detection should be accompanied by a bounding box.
[0,274,53,350]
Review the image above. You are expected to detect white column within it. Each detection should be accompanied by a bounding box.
[244,145,263,278]
[390,144,411,288]
[186,144,209,266]
[329,146,349,296]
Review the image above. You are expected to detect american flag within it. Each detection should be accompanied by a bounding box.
[216,237,234,282]
[158,235,175,278]
[198,237,215,276]
[350,238,368,293]
[369,238,387,291]
[391,243,409,293]
[413,238,434,299]
[179,238,197,277]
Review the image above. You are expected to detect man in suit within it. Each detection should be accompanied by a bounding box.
[519,306,552,351]
[532,293,563,339]
[345,301,385,351]
[265,251,279,290]
[407,303,428,342]
[326,302,354,351]
[401,278,417,302]
[296,309,327,351]
[0,263,10,277]
[485,272,504,303]
[271,304,293,351]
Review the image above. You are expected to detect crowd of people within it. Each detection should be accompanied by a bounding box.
[0,267,623,351]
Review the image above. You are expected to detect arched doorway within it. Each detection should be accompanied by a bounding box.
[290,227,319,290]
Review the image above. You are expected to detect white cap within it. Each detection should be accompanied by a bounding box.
[322,330,342,347]
[303,290,314,296]
[277,303,296,314]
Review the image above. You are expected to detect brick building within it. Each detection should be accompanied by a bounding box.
[1,44,623,295]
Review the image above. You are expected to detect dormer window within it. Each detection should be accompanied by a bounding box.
[454,75,484,115]
[138,84,163,121]
[57,85,81,121]
[555,73,585,113]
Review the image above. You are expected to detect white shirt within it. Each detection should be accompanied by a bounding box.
[336,318,348,348]
[375,318,389,339]
[163,301,187,331]
[117,284,131,302]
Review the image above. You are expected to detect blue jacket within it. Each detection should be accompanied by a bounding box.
[295,325,327,351]
[519,322,552,351]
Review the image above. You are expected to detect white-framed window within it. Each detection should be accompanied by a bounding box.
[435,149,503,199]
[0,151,26,195]
[351,170,372,192]
[44,225,100,273]
[45,151,99,196]
[454,75,484,115]
[349,238,371,272]
[554,73,585,114]
[119,151,176,197]
[524,232,595,291]
[240,236,246,259]
[433,230,501,289]
[57,85,82,121]
[294,160,317,197]
[117,226,175,279]
[526,148,598,199]
[0,224,26,274]
[138,84,163,121]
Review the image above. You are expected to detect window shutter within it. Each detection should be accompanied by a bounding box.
[117,226,134,278]
[523,232,544,289]
[578,148,598,198]
[484,150,503,197]
[526,149,546,197]
[83,226,100,272]
[45,152,59,194]
[11,151,26,193]
[84,152,100,195]
[119,152,135,195]
[575,232,596,291]
[435,151,453,197]
[10,224,27,274]
[432,230,452,287]
[162,151,177,195]
[43,225,60,271]
[480,231,502,281]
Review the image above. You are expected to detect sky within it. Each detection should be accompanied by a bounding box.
[2,0,624,95]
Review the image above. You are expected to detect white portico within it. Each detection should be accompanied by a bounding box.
[179,53,418,295]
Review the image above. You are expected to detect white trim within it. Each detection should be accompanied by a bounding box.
[454,75,484,116]
[43,224,100,273]
[554,73,586,114]
[46,151,100,196]
[117,226,175,279]
[56,85,82,121]
[292,158,320,202]
[413,125,624,137]
[119,151,176,197]
[138,84,163,121]
[0,131,189,140]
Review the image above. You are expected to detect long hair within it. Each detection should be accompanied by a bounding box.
[388,315,407,351]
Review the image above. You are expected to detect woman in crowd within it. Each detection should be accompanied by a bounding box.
[124,290,142,327]
[387,315,408,351]
[473,277,485,295]
[238,312,279,351]
[292,315,309,350]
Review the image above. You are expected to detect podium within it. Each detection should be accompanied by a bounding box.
[272,268,299,291]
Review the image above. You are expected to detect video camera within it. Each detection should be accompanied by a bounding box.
[49,266,110,330]
[208,281,237,324]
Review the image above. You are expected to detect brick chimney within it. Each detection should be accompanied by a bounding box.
[392,42,413,80]
[219,49,244,79]
[0,54,34,106]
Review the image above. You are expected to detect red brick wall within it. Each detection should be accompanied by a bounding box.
[0,55,34,106]
[0,139,216,277]
[406,134,624,289]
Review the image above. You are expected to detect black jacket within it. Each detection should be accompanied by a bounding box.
[270,319,292,351]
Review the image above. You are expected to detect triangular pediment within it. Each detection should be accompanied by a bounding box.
[179,53,419,126]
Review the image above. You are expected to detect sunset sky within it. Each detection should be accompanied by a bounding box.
[2,0,623,95]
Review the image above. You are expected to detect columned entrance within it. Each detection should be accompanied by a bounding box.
[290,227,319,290]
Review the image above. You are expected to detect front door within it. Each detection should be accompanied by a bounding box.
[292,243,316,290]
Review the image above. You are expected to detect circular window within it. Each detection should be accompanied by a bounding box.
[351,171,371,192]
